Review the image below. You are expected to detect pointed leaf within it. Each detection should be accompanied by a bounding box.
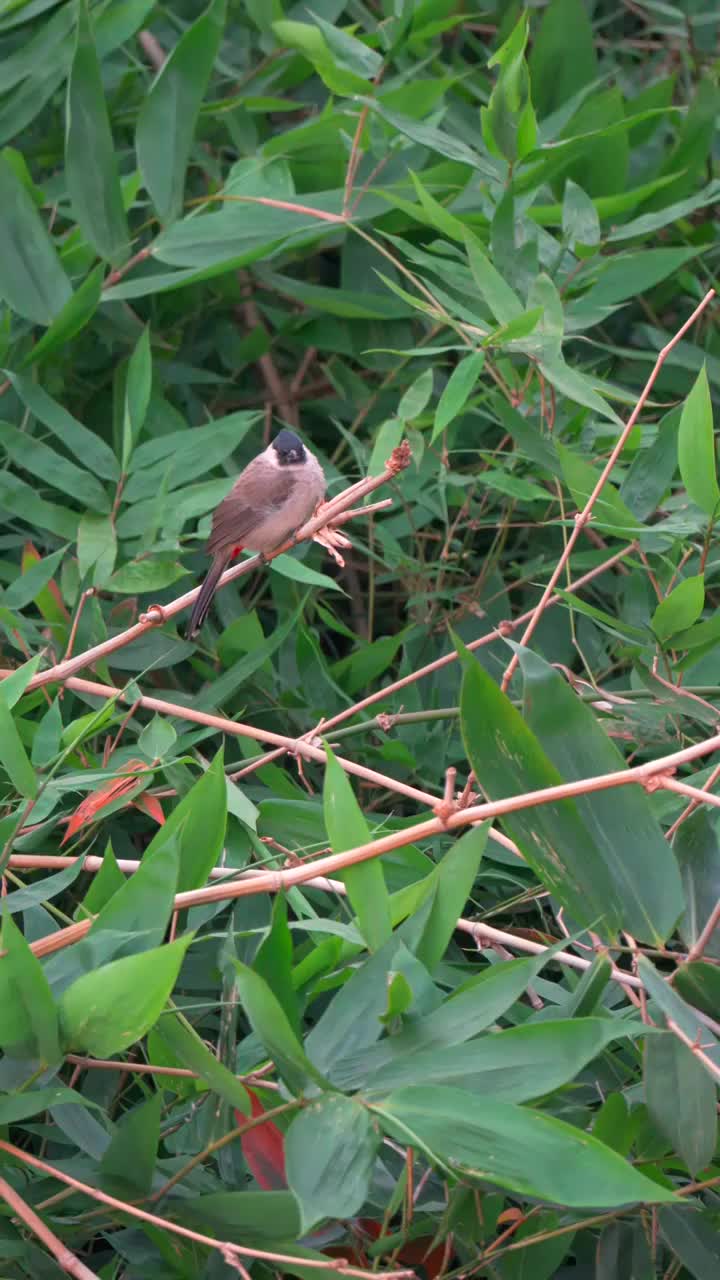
[100,1091,162,1198]
[415,824,488,973]
[645,1032,716,1175]
[239,1088,287,1190]
[155,1007,250,1113]
[232,959,331,1095]
[0,685,38,799]
[678,365,720,518]
[136,0,227,225]
[0,909,61,1062]
[459,643,682,942]
[323,745,391,952]
[286,1095,380,1231]
[660,1207,720,1279]
[23,264,104,366]
[0,152,71,324]
[433,352,485,439]
[66,1,129,264]
[379,1086,676,1207]
[465,234,523,324]
[6,373,120,483]
[121,325,152,469]
[59,934,193,1057]
[516,646,684,943]
[652,575,705,643]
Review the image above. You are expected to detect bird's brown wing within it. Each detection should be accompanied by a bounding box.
[206,458,295,555]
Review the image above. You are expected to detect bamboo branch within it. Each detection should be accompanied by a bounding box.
[0,1175,99,1280]
[0,1141,412,1279]
[15,718,720,968]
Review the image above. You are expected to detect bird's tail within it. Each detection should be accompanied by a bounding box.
[187,553,231,639]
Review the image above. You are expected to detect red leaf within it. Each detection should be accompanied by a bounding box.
[132,793,165,825]
[62,759,149,846]
[234,1089,287,1190]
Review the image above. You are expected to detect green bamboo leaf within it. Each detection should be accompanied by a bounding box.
[77,512,117,586]
[286,1095,380,1232]
[3,373,119,483]
[433,352,485,439]
[121,326,152,469]
[562,178,600,248]
[367,417,404,478]
[65,0,129,265]
[323,745,392,952]
[136,0,227,225]
[0,152,71,324]
[4,545,67,610]
[415,825,488,974]
[59,934,193,1057]
[516,645,684,943]
[232,959,331,1095]
[255,894,300,1036]
[363,1018,633,1100]
[652,575,705,644]
[271,19,369,96]
[100,1091,162,1199]
[330,953,552,1092]
[0,685,38,799]
[0,655,44,708]
[168,747,227,893]
[458,641,682,942]
[465,233,523,324]
[0,420,110,512]
[155,1007,250,1113]
[674,811,720,961]
[645,1032,716,1175]
[674,962,720,1020]
[678,365,720,518]
[379,1086,676,1207]
[109,558,187,594]
[660,1206,720,1278]
[558,442,642,533]
[397,368,433,422]
[0,908,61,1061]
[22,264,104,367]
[83,824,180,959]
[640,957,719,1049]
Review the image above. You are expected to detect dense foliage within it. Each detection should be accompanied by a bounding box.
[0,1,719,1276]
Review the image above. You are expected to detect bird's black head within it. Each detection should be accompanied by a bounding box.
[272,429,306,465]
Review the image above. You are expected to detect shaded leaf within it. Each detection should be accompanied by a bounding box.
[0,908,60,1061]
[645,1032,716,1175]
[433,352,485,440]
[121,325,152,469]
[653,575,705,643]
[286,1095,380,1231]
[323,745,391,952]
[233,959,331,1095]
[136,0,226,225]
[678,366,719,518]
[379,1086,676,1207]
[65,0,129,264]
[0,152,71,324]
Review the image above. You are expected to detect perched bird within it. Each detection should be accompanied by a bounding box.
[187,429,325,638]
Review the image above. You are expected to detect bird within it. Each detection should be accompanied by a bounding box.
[187,429,326,638]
